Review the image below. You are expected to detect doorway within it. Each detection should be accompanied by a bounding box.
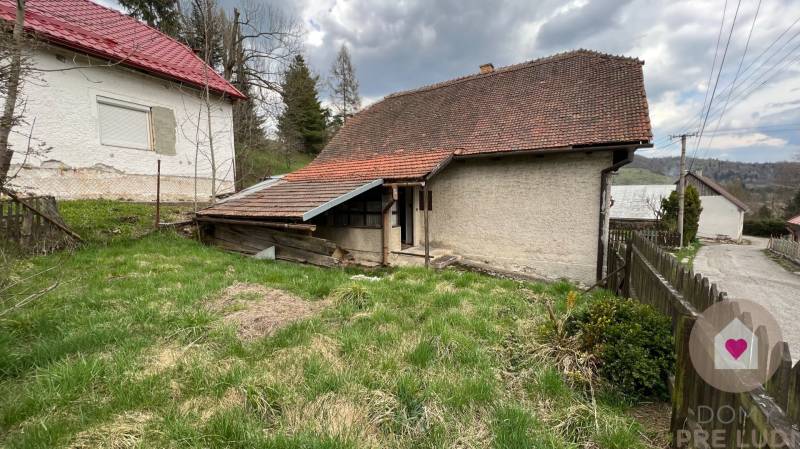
[398,187,414,246]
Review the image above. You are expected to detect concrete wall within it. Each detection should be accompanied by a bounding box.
[420,152,612,284]
[698,195,744,241]
[315,225,401,263]
[7,46,235,201]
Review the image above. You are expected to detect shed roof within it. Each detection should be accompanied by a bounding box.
[0,0,245,99]
[610,185,675,220]
[681,172,750,213]
[197,179,383,221]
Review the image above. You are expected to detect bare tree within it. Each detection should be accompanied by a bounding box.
[0,0,27,188]
[329,43,360,124]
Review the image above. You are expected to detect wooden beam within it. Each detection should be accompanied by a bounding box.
[0,187,82,242]
[195,216,316,232]
[381,186,397,265]
[423,184,430,268]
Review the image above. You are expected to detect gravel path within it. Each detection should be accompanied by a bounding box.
[693,237,800,361]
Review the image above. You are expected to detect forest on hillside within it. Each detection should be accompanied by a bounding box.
[620,156,799,218]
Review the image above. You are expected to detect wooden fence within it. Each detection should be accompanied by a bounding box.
[0,194,79,254]
[607,233,800,449]
[768,237,800,266]
[609,227,681,249]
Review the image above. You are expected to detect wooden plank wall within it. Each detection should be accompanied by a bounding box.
[608,233,800,448]
[201,222,347,267]
[0,195,75,254]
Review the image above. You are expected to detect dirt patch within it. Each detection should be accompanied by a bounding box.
[209,282,328,340]
[630,401,671,448]
[69,411,151,449]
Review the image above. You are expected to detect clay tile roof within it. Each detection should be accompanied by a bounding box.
[0,0,245,99]
[285,149,453,182]
[788,215,800,226]
[197,179,382,220]
[684,172,750,212]
[315,49,652,165]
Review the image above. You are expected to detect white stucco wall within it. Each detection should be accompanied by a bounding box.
[6,46,235,201]
[697,195,744,241]
[420,152,612,284]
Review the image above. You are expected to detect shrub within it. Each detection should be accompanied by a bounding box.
[743,219,788,237]
[567,296,674,399]
[659,185,703,246]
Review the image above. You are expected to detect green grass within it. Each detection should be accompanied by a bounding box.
[238,149,315,189]
[0,203,658,448]
[614,168,673,185]
[671,241,702,269]
[59,200,196,245]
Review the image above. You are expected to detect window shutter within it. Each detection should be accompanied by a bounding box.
[151,106,177,156]
[97,98,151,150]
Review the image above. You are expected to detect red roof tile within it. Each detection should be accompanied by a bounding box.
[0,0,245,99]
[316,49,651,164]
[788,215,800,226]
[285,149,453,182]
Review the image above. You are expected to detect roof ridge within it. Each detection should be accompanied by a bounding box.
[384,49,643,100]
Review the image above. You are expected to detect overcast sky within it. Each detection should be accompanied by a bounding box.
[103,0,800,162]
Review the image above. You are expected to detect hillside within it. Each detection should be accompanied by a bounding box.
[614,167,673,185]
[625,156,800,216]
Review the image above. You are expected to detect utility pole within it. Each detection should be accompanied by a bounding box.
[670,133,697,248]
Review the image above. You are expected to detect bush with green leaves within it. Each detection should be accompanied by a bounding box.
[659,185,703,246]
[567,296,674,399]
[743,219,789,237]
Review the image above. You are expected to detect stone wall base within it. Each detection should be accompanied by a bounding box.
[8,165,234,202]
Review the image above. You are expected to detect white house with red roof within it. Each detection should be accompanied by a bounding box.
[0,0,245,201]
[788,214,800,242]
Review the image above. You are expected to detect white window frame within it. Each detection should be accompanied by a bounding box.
[96,96,153,151]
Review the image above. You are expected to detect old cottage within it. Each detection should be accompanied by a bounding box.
[198,50,653,284]
[680,171,749,241]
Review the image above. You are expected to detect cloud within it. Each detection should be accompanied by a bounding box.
[102,0,800,162]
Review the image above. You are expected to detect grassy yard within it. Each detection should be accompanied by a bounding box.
[671,241,702,269]
[0,201,661,448]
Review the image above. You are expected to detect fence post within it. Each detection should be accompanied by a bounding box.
[670,313,695,448]
[623,242,633,298]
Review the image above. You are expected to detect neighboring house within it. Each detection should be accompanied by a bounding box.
[788,215,800,242]
[198,50,653,284]
[1,0,245,201]
[680,171,749,241]
[610,184,675,227]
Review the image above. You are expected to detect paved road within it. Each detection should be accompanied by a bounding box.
[693,237,800,361]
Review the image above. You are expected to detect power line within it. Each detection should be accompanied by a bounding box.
[701,0,762,160]
[659,12,800,142]
[689,0,744,171]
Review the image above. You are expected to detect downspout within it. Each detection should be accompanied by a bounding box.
[596,149,634,282]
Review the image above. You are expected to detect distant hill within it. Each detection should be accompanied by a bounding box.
[624,156,800,216]
[614,167,673,185]
[628,156,799,188]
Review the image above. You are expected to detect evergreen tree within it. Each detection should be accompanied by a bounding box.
[118,0,182,37]
[183,0,224,66]
[329,44,360,124]
[756,204,773,219]
[659,185,703,245]
[785,189,800,219]
[278,55,327,155]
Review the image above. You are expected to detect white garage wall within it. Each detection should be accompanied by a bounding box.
[7,46,236,200]
[698,195,744,241]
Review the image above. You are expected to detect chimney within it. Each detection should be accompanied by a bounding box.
[479,63,494,74]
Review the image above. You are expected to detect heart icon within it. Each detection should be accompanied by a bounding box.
[725,339,748,360]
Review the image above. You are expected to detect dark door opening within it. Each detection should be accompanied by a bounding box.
[398,187,414,245]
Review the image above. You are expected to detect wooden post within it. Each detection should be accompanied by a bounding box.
[381,186,397,265]
[423,183,430,268]
[155,159,161,229]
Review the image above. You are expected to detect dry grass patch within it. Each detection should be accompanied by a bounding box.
[68,411,151,449]
[209,282,329,340]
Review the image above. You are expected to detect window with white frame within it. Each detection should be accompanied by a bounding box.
[97,96,152,150]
